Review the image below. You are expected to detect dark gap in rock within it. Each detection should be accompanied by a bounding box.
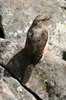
[22,84,43,100]
[62,51,66,61]
[0,15,5,38]
[0,62,43,100]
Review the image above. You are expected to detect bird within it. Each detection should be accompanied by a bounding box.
[0,14,51,98]
[0,15,5,38]
[0,14,51,84]
[25,14,51,64]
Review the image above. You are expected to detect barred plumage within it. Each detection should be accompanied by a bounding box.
[25,14,50,64]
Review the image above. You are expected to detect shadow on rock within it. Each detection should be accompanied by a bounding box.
[4,48,35,85]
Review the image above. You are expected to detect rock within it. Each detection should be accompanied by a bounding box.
[0,0,66,100]
[0,0,64,40]
[0,0,66,57]
[26,50,66,100]
[59,0,66,9]
[0,38,66,100]
[0,38,24,64]
[0,38,42,100]
[0,71,36,100]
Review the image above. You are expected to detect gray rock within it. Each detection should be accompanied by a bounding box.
[59,0,66,9]
[0,0,66,58]
[0,39,37,100]
[0,0,65,40]
[26,50,66,99]
[0,0,66,100]
[0,38,66,100]
[0,75,36,100]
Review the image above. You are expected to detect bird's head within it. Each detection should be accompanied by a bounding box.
[32,14,51,26]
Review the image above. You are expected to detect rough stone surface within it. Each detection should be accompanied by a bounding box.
[0,0,66,57]
[27,50,66,100]
[0,0,66,100]
[0,72,36,100]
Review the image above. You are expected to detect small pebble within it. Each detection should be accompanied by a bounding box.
[17,86,22,92]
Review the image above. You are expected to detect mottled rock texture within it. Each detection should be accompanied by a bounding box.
[0,0,66,100]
